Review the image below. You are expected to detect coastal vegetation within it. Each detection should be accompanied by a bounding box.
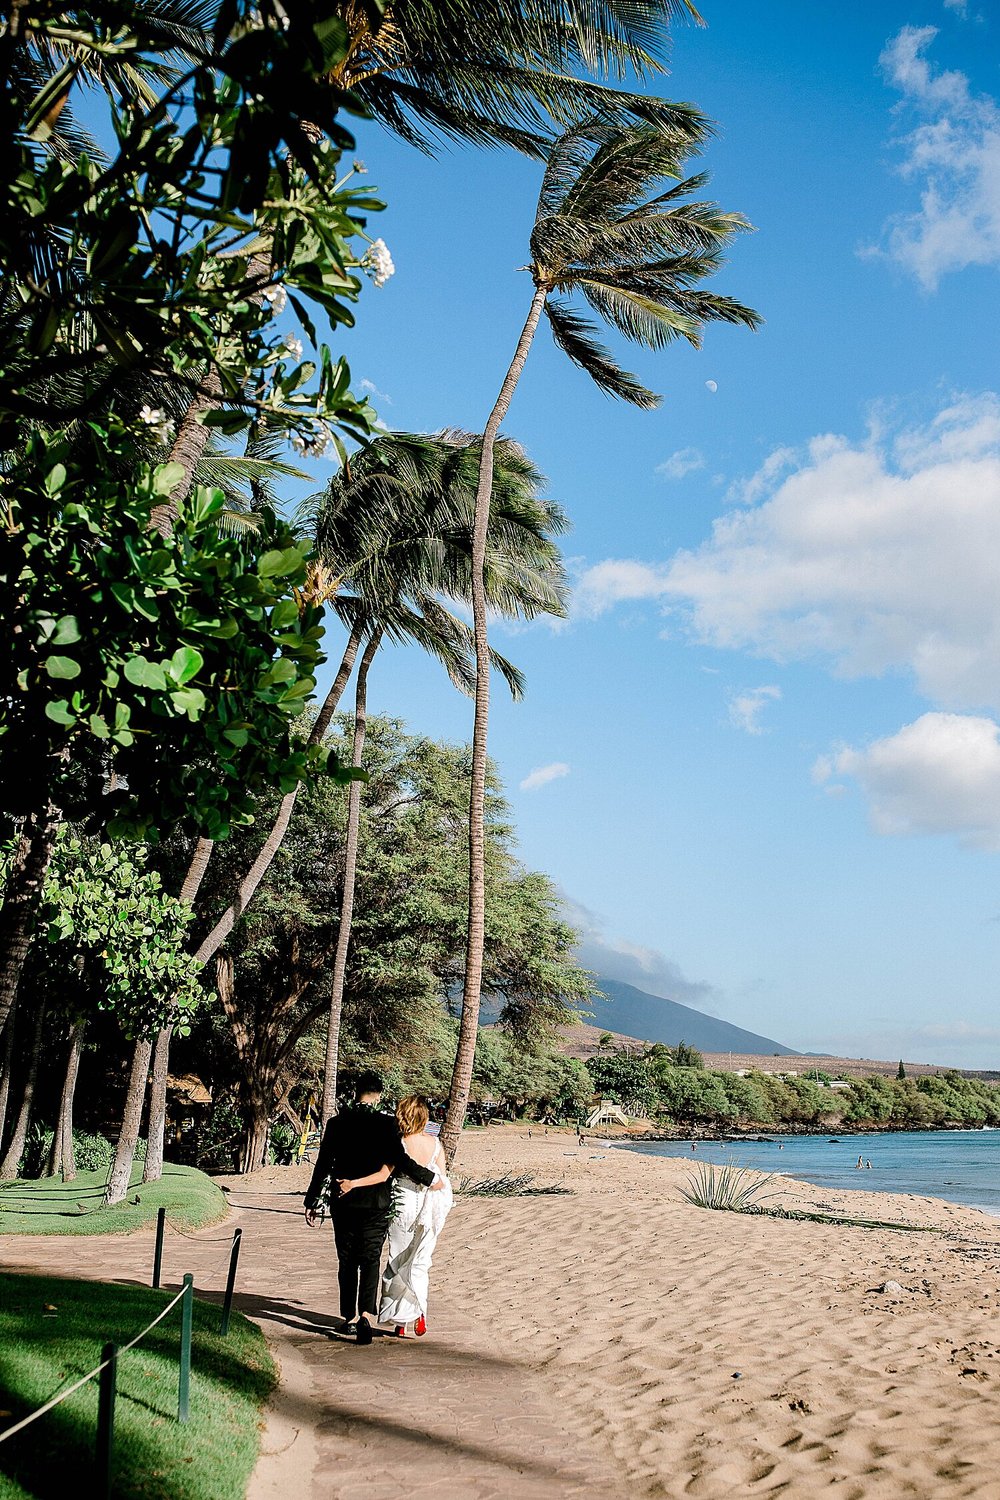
[586,1045,1000,1131]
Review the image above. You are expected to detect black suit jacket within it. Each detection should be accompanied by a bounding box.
[304,1104,436,1212]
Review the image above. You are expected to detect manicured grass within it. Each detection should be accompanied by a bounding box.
[0,1272,275,1500]
[0,1164,228,1236]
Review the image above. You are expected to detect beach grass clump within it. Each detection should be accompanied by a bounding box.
[681,1163,938,1232]
[681,1160,777,1213]
[456,1172,572,1197]
[0,1272,275,1500]
[0,1163,227,1236]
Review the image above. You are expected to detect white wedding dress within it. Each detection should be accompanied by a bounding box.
[379,1137,453,1326]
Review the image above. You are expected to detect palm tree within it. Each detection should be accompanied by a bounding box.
[302,430,569,1119]
[441,118,762,1163]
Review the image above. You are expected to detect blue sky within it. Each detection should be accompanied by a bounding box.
[306,2,1000,1065]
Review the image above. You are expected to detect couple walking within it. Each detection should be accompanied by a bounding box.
[303,1070,453,1343]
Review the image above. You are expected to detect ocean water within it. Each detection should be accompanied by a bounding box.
[617,1129,1000,1216]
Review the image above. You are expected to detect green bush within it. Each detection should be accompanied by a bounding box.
[17,1127,144,1178]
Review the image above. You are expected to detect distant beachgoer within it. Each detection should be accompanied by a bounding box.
[778,1143,784,1150]
[857,1155,864,1169]
[691,1142,697,1152]
[577,1130,584,1146]
[866,1160,873,1170]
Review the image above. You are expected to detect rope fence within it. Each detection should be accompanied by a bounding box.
[0,1208,248,1493]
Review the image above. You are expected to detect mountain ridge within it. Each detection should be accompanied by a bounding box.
[581,976,800,1057]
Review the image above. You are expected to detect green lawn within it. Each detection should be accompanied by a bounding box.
[0,1164,228,1236]
[0,1272,275,1500]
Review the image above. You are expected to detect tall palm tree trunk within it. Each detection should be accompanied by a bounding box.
[142,1024,174,1185]
[143,825,218,1185]
[320,629,381,1123]
[0,1000,46,1179]
[0,1006,15,1153]
[104,1035,153,1207]
[441,286,548,1165]
[192,621,364,966]
[0,796,62,1040]
[45,1016,86,1180]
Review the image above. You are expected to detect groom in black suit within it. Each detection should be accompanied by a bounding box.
[304,1070,437,1343]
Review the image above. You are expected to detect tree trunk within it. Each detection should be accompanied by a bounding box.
[103,1035,153,1207]
[142,1025,173,1184]
[45,1016,86,1181]
[192,622,364,967]
[238,1097,272,1174]
[179,835,215,905]
[143,830,216,1188]
[441,286,547,1166]
[149,368,224,535]
[0,1000,47,1179]
[0,1004,16,1155]
[320,629,380,1124]
[0,798,61,1040]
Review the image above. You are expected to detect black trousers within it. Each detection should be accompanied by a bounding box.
[331,1202,391,1320]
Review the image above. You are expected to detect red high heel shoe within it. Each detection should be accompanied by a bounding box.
[414,1315,427,1337]
[394,1324,408,1337]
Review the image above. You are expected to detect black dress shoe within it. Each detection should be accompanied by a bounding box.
[355,1317,374,1345]
[340,1320,356,1337]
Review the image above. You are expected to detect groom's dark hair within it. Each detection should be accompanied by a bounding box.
[354,1069,384,1098]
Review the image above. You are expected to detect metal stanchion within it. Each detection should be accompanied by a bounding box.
[178,1274,193,1423]
[95,1343,117,1498]
[219,1227,242,1337]
[152,1206,166,1289]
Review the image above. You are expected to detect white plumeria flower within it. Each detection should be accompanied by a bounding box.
[291,423,332,459]
[283,334,304,361]
[364,238,395,288]
[138,405,175,443]
[263,284,288,314]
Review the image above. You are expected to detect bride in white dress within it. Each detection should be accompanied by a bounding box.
[336,1094,453,1338]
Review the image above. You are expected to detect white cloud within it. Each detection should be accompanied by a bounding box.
[560,894,718,1012]
[519,761,570,792]
[656,447,704,481]
[729,685,781,735]
[814,711,1000,849]
[660,393,1000,710]
[572,559,672,618]
[870,26,1000,287]
[360,378,392,404]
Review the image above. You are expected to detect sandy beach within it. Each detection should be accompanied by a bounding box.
[427,1125,1000,1498]
[5,1126,1000,1499]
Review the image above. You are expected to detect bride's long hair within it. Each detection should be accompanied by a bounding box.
[397,1095,430,1138]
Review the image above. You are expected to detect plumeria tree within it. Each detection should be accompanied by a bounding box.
[0,1,382,1033]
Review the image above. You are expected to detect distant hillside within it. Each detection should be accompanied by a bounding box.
[582,977,800,1057]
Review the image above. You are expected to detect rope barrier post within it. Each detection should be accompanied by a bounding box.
[178,1274,194,1423]
[152,1207,166,1289]
[219,1227,242,1337]
[95,1343,117,1499]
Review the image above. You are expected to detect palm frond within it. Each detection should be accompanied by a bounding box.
[577,276,701,347]
[544,299,659,406]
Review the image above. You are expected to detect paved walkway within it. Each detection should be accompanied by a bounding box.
[1,1182,625,1499]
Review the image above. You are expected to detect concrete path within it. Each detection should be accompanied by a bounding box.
[1,1179,625,1500]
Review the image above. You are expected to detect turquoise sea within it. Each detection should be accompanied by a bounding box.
[618,1129,1000,1216]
